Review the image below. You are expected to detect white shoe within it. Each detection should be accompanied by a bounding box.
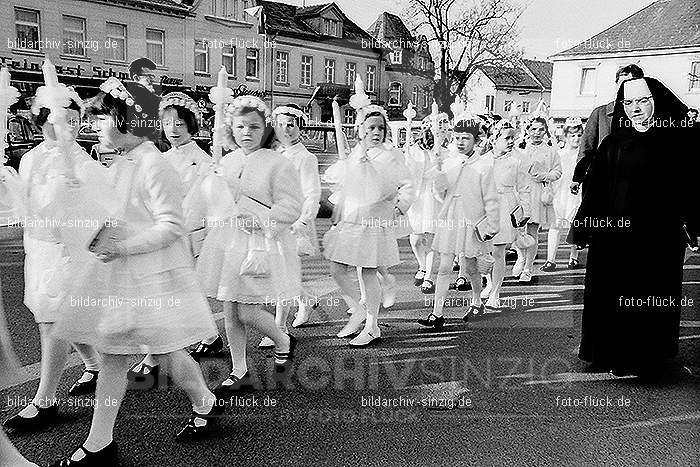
[349,327,381,347]
[292,302,311,328]
[512,258,525,277]
[337,307,367,338]
[380,273,397,308]
[519,270,532,283]
[480,276,492,299]
[258,336,275,348]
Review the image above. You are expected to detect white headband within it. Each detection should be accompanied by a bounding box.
[160,92,202,121]
[272,105,306,122]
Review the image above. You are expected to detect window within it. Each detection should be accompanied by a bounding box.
[345,62,356,88]
[301,56,313,86]
[194,40,209,74]
[211,0,236,17]
[344,108,355,124]
[522,101,530,113]
[485,95,495,112]
[579,67,596,95]
[303,105,312,122]
[324,59,335,83]
[391,50,402,65]
[62,16,86,56]
[146,29,164,66]
[399,128,407,147]
[388,82,402,107]
[275,51,288,84]
[105,22,126,62]
[366,65,376,92]
[323,18,339,37]
[15,8,40,51]
[690,61,700,90]
[246,48,259,78]
[412,86,418,105]
[423,89,429,109]
[222,46,235,75]
[504,100,513,112]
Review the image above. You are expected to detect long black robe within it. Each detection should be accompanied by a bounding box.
[571,77,699,374]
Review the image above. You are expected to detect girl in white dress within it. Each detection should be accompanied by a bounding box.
[256,103,321,338]
[50,80,222,466]
[541,117,583,271]
[196,96,302,392]
[480,121,531,309]
[417,116,500,328]
[512,117,562,283]
[3,89,107,433]
[127,92,221,384]
[323,86,415,346]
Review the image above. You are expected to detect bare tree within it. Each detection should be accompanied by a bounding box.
[403,0,526,114]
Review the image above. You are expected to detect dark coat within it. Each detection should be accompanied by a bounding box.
[571,77,699,374]
[572,101,614,184]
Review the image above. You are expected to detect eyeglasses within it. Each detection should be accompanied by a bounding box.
[621,96,653,107]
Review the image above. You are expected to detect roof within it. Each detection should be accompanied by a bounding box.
[367,12,414,41]
[553,0,700,57]
[84,0,191,14]
[522,59,553,89]
[260,1,376,46]
[479,66,542,90]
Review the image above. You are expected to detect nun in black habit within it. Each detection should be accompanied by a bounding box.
[571,77,699,377]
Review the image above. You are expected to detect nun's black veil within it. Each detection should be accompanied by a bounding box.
[610,77,690,137]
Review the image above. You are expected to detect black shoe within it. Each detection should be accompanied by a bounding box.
[213,371,257,398]
[420,279,435,294]
[417,314,445,329]
[413,270,426,286]
[68,370,99,397]
[3,403,58,431]
[455,277,470,292]
[48,441,118,466]
[567,258,580,269]
[127,361,160,391]
[175,401,226,441]
[540,261,556,272]
[189,336,227,361]
[462,304,484,322]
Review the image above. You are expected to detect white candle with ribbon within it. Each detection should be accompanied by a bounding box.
[402,101,416,147]
[41,58,77,182]
[209,65,230,165]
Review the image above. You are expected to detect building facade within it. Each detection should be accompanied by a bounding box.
[186,0,266,105]
[367,12,434,121]
[549,0,700,119]
[2,0,190,101]
[2,0,439,128]
[261,1,383,124]
[461,59,552,119]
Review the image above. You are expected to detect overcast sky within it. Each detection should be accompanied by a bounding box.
[284,0,656,59]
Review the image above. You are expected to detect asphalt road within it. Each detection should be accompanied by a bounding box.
[1,222,699,466]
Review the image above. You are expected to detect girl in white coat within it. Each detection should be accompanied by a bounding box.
[513,117,562,283]
[417,116,500,328]
[50,80,222,466]
[480,121,531,309]
[196,96,302,392]
[3,89,105,433]
[541,117,583,271]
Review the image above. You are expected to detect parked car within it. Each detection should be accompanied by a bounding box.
[3,115,37,170]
